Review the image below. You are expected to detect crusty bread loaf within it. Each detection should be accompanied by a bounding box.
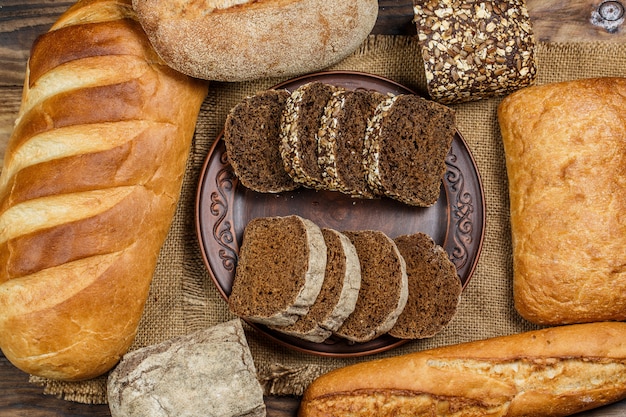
[0,0,207,381]
[498,77,626,325]
[300,322,626,417]
[229,215,327,327]
[132,0,379,81]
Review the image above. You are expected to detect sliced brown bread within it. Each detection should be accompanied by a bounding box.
[273,228,361,343]
[280,82,343,189]
[229,215,327,327]
[364,94,456,206]
[334,230,408,343]
[224,89,298,193]
[317,89,386,197]
[388,233,462,339]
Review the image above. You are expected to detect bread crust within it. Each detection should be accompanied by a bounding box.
[0,0,207,380]
[299,322,626,417]
[132,0,379,81]
[498,77,626,325]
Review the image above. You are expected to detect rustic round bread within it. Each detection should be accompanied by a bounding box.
[132,0,379,81]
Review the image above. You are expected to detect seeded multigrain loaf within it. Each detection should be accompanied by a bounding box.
[389,233,461,339]
[273,228,361,343]
[413,0,537,104]
[365,94,456,206]
[317,89,386,197]
[224,89,298,193]
[280,82,343,189]
[229,215,327,327]
[335,230,408,343]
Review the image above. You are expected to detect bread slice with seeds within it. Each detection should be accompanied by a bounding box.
[224,89,298,193]
[389,233,461,339]
[364,94,456,206]
[273,228,361,343]
[229,215,327,327]
[317,89,386,197]
[280,82,343,189]
[334,230,408,343]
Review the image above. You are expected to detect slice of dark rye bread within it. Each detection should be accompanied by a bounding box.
[334,230,408,343]
[280,82,343,189]
[228,215,327,326]
[317,89,387,197]
[223,89,298,193]
[272,228,361,343]
[388,233,462,339]
[365,93,456,206]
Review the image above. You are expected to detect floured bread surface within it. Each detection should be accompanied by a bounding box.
[498,77,626,325]
[229,215,327,326]
[365,94,455,206]
[132,0,379,81]
[107,319,265,417]
[389,233,461,339]
[335,230,408,343]
[224,89,297,193]
[274,228,361,343]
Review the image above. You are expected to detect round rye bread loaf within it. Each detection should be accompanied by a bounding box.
[132,0,379,81]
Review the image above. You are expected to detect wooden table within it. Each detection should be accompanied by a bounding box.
[1,1,625,415]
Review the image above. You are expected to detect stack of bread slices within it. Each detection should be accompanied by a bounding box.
[224,82,457,207]
[228,215,462,344]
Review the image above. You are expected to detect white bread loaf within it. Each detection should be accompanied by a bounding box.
[300,322,626,417]
[498,77,626,325]
[131,0,379,81]
[0,0,207,381]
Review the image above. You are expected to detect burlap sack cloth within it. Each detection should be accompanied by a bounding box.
[30,38,626,404]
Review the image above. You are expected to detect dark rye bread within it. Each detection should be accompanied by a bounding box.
[229,215,327,327]
[273,228,361,343]
[365,94,456,206]
[224,89,298,193]
[389,233,462,339]
[317,89,386,197]
[280,82,343,189]
[335,230,408,343]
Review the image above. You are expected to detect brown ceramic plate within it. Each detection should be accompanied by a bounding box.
[195,71,485,357]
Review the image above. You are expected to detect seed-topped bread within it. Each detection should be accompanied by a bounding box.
[229,215,327,327]
[389,233,462,339]
[280,82,343,189]
[273,228,362,343]
[365,94,456,206]
[334,230,408,343]
[224,89,298,193]
[317,89,386,197]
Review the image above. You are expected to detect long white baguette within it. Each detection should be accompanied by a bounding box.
[300,322,626,417]
[0,0,207,381]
